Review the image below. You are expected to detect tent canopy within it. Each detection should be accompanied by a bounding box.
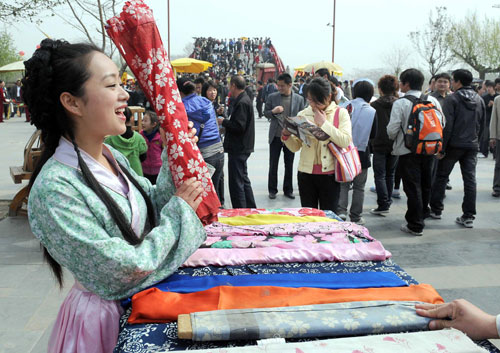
[0,61,25,73]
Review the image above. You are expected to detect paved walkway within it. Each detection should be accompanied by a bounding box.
[1,115,500,352]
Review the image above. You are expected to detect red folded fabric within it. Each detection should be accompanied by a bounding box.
[128,284,444,324]
[106,1,220,225]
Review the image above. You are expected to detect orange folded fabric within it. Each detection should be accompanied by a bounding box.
[128,284,443,324]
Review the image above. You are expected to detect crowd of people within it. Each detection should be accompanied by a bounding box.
[8,35,500,352]
[190,37,278,79]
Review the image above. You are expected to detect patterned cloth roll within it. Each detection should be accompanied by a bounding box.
[106,0,220,225]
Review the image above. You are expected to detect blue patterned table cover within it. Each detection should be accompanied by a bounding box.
[113,259,499,352]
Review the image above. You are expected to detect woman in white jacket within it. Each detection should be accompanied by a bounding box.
[282,78,352,212]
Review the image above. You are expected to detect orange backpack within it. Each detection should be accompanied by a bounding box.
[402,95,443,155]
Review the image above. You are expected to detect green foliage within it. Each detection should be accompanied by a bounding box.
[0,30,21,67]
[409,7,453,76]
[447,13,500,79]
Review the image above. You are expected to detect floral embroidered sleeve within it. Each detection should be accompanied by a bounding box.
[28,159,206,300]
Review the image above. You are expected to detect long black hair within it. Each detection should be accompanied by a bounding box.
[23,38,157,287]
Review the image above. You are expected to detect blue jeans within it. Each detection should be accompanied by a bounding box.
[372,152,398,209]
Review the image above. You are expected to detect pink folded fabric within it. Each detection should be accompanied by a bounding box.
[183,241,391,267]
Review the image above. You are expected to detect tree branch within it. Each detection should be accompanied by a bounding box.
[97,0,106,52]
[65,0,94,44]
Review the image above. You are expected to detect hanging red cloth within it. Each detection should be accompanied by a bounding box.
[106,1,220,225]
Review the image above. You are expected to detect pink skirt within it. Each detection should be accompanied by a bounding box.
[48,281,124,353]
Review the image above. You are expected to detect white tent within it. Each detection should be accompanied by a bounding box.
[0,61,25,73]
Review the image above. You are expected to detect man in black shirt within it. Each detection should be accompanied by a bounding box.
[480,81,498,158]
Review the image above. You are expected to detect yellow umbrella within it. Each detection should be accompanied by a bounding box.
[303,61,343,77]
[170,58,213,74]
[294,64,306,72]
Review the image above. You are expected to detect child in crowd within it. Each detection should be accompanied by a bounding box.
[140,109,163,184]
[104,107,148,176]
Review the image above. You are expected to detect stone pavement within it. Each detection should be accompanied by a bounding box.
[1,115,500,352]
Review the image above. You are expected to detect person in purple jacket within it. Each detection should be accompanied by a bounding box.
[140,109,163,184]
[177,77,225,203]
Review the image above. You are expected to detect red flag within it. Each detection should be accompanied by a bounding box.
[106,1,220,225]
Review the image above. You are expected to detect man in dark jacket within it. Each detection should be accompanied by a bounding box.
[264,73,305,200]
[369,75,399,214]
[218,75,256,208]
[430,69,485,228]
[256,81,264,118]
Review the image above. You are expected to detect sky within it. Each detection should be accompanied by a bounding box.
[5,0,500,78]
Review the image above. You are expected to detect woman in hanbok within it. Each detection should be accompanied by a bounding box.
[23,38,206,353]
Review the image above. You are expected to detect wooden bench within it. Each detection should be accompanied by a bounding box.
[9,130,42,217]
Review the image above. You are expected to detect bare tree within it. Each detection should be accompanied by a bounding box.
[0,0,63,22]
[171,43,195,61]
[409,6,453,76]
[447,13,500,79]
[383,46,412,77]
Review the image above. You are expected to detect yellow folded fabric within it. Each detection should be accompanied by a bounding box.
[218,214,338,226]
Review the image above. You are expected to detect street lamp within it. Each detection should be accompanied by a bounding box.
[326,0,336,62]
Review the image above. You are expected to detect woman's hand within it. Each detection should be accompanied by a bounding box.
[313,108,327,127]
[415,299,499,340]
[187,121,198,144]
[175,177,204,211]
[281,128,291,137]
[161,122,198,146]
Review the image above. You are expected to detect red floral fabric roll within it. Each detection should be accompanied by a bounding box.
[106,1,220,225]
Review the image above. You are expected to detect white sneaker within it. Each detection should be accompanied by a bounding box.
[352,217,366,225]
[338,213,347,221]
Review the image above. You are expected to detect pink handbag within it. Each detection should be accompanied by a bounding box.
[327,108,362,182]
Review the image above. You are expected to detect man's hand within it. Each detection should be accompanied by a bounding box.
[175,177,204,211]
[281,128,291,137]
[217,117,224,126]
[491,139,497,149]
[489,100,494,107]
[415,300,499,340]
[272,106,284,115]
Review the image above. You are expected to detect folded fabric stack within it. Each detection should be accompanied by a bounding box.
[114,208,493,352]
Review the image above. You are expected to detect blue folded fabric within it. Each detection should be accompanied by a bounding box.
[153,271,406,293]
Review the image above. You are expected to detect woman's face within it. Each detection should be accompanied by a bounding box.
[307,93,329,111]
[75,52,130,140]
[206,86,217,102]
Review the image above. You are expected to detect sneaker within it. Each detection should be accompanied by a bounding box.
[492,191,500,198]
[338,213,347,221]
[446,183,452,190]
[370,186,376,193]
[478,154,487,158]
[455,216,473,228]
[429,211,442,219]
[392,189,401,199]
[400,224,423,236]
[352,217,366,225]
[370,207,389,215]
